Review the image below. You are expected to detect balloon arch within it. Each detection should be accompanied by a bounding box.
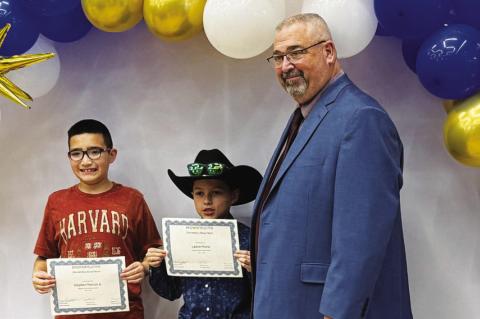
[0,0,479,167]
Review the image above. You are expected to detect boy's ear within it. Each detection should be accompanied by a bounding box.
[108,148,118,164]
[231,189,240,205]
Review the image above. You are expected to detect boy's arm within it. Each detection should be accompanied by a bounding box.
[32,256,55,294]
[149,260,182,301]
[134,197,163,261]
[145,248,182,300]
[121,196,162,284]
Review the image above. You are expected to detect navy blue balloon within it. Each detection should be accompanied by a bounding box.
[375,23,391,37]
[374,0,452,39]
[18,0,80,17]
[0,1,39,56]
[453,0,480,29]
[401,38,425,73]
[416,24,480,99]
[37,4,92,43]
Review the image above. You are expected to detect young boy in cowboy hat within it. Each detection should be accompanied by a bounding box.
[144,149,262,319]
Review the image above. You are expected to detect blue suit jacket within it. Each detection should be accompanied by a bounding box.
[251,75,413,319]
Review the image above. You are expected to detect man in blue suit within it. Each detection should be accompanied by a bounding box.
[251,13,413,319]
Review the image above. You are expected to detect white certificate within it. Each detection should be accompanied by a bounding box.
[47,257,129,316]
[162,218,242,278]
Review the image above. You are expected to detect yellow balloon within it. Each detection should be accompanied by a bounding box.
[442,99,462,113]
[444,91,480,166]
[81,0,143,32]
[144,0,206,41]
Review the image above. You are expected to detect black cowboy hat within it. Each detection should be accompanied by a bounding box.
[168,149,262,206]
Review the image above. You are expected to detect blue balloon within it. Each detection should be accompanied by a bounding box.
[401,38,425,73]
[416,24,480,99]
[375,23,391,37]
[18,0,80,17]
[37,4,92,43]
[374,0,452,39]
[0,1,39,56]
[452,0,480,29]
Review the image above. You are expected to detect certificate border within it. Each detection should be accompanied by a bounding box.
[163,218,242,277]
[49,258,129,315]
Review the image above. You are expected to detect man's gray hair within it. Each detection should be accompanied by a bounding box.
[276,13,332,40]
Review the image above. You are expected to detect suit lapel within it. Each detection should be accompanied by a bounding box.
[269,74,352,194]
[252,111,296,214]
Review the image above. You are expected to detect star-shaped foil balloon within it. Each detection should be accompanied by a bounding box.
[0,23,55,109]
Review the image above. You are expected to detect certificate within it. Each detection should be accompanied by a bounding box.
[47,257,129,316]
[162,218,242,278]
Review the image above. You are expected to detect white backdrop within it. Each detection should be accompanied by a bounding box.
[1,3,480,319]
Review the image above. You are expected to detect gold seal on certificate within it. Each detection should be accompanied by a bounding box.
[162,218,243,278]
[47,257,129,316]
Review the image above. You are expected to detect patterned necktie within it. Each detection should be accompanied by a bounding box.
[258,107,304,212]
[254,107,304,257]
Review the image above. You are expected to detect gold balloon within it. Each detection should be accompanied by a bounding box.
[144,0,206,41]
[81,0,143,32]
[444,91,480,166]
[0,24,55,109]
[442,99,462,113]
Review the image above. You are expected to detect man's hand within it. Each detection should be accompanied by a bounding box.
[234,250,251,272]
[120,261,145,284]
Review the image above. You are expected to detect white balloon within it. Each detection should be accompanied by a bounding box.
[203,0,285,59]
[8,35,60,99]
[302,0,377,58]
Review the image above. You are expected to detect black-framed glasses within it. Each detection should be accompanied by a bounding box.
[266,40,327,68]
[187,162,228,176]
[68,147,111,161]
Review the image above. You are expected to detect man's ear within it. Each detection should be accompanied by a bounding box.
[324,41,337,65]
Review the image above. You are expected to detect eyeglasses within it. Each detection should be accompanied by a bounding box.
[266,40,327,68]
[68,147,111,161]
[187,162,228,176]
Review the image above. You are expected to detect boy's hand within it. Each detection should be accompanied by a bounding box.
[32,271,56,294]
[120,261,145,284]
[143,247,167,269]
[234,250,251,272]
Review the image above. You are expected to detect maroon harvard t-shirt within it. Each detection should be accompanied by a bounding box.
[34,183,162,319]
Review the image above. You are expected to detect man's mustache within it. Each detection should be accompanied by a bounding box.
[282,70,304,80]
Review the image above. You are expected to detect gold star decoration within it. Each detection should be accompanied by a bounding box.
[0,23,55,109]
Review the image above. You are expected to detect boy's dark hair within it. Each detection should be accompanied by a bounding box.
[68,119,113,148]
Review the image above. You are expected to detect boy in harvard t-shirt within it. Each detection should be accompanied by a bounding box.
[32,119,162,319]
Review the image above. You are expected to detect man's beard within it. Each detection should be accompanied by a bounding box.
[282,69,308,98]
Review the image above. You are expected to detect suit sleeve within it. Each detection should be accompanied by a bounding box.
[319,107,403,319]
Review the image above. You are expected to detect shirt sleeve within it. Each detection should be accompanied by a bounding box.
[149,261,183,301]
[33,196,60,258]
[133,197,162,260]
[238,223,252,282]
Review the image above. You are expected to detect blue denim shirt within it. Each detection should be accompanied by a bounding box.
[149,222,251,319]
